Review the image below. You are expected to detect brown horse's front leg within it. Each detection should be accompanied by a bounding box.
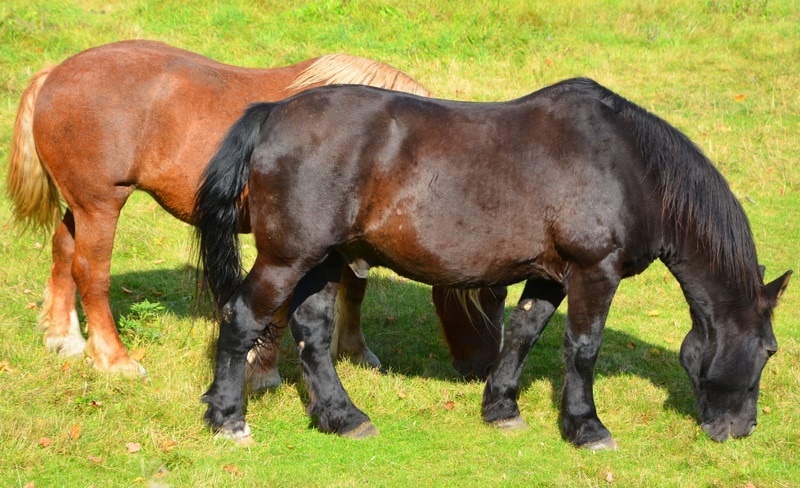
[330,266,380,369]
[71,209,144,376]
[39,210,86,357]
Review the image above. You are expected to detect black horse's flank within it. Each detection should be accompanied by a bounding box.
[194,78,791,448]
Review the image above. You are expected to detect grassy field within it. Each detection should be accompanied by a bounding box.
[1,0,798,486]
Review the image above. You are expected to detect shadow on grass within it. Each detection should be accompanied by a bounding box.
[356,274,697,421]
[105,266,697,426]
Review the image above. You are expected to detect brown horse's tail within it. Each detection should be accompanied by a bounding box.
[289,53,431,96]
[6,65,63,233]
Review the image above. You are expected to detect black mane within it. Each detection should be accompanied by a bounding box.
[566,78,761,298]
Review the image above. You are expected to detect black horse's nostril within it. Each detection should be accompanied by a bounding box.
[730,420,757,438]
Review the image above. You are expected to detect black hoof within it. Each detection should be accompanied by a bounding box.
[341,421,379,439]
[578,436,618,450]
[213,421,252,440]
[489,416,528,431]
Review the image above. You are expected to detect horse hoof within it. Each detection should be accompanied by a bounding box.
[89,357,148,378]
[44,333,87,357]
[245,367,281,392]
[360,348,382,370]
[491,416,528,431]
[342,347,382,370]
[110,359,147,378]
[341,421,379,439]
[235,435,257,447]
[215,422,252,441]
[579,437,618,451]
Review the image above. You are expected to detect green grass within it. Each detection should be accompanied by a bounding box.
[1,0,799,486]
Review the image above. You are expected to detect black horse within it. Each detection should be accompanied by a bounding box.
[194,78,791,449]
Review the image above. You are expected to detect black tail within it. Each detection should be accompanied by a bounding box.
[194,103,276,309]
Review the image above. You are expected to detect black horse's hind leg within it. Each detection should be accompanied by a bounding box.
[560,267,620,450]
[289,254,376,438]
[482,278,564,428]
[203,264,300,439]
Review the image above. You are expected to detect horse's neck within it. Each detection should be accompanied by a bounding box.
[661,244,747,322]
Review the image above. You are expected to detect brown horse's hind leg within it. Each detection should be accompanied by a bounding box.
[71,208,144,376]
[244,267,381,393]
[39,210,85,357]
[330,266,381,369]
[245,300,290,391]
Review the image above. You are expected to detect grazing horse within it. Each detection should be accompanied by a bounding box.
[6,39,501,385]
[194,79,790,448]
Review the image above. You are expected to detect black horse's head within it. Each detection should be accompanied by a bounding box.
[679,270,791,442]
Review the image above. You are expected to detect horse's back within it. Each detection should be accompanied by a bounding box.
[31,40,302,218]
[251,84,662,286]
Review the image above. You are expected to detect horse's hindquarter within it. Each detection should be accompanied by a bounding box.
[32,40,305,222]
[251,86,662,287]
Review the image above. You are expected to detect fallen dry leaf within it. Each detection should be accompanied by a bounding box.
[734,94,746,102]
[39,437,52,447]
[605,471,614,483]
[762,406,771,414]
[61,361,71,372]
[397,391,407,399]
[23,482,34,488]
[130,348,146,362]
[87,454,103,464]
[69,424,81,440]
[647,309,660,317]
[120,286,133,294]
[26,302,37,310]
[444,400,455,411]
[222,464,243,476]
[0,361,14,373]
[126,442,142,454]
[160,438,177,453]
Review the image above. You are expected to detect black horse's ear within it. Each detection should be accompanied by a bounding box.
[758,265,766,281]
[763,270,792,306]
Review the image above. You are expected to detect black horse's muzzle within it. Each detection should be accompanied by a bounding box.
[701,414,757,442]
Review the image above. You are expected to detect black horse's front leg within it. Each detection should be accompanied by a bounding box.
[290,255,376,438]
[482,278,564,428]
[560,267,619,450]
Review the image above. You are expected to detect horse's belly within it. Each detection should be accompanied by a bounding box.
[350,219,553,288]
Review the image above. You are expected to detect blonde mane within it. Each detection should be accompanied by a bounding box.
[289,53,430,96]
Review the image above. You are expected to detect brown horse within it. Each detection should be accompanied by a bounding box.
[6,40,501,384]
